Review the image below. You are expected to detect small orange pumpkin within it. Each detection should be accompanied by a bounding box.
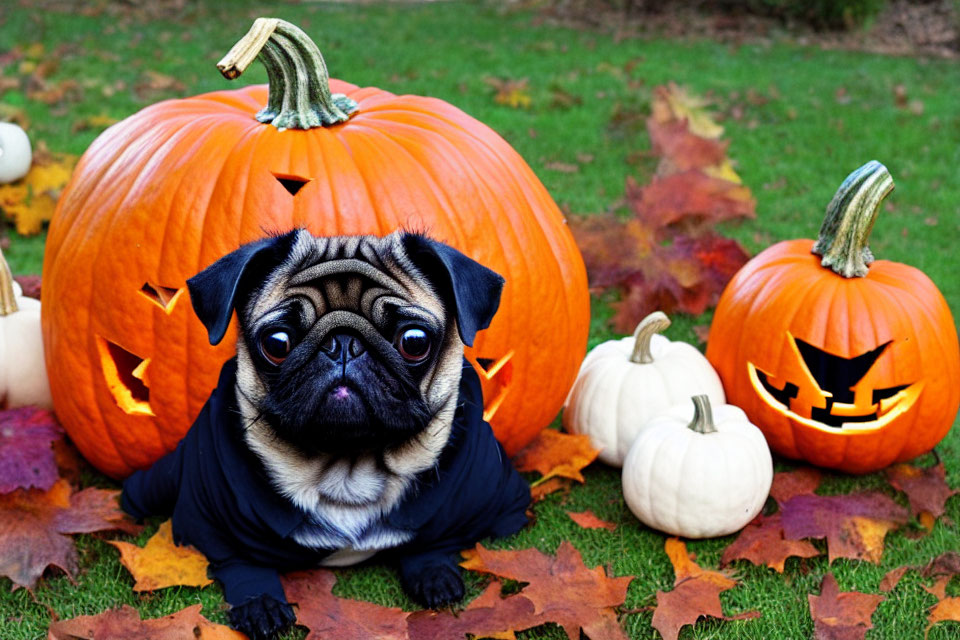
[41,18,589,478]
[706,161,960,473]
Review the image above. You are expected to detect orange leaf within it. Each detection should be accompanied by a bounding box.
[653,538,759,640]
[808,574,883,640]
[512,429,599,484]
[530,477,572,502]
[720,514,821,573]
[566,510,616,531]
[460,541,632,640]
[48,604,244,640]
[0,479,140,589]
[281,569,409,640]
[928,598,960,635]
[109,520,213,592]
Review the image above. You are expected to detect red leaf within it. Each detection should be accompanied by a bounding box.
[0,479,140,589]
[281,569,409,640]
[48,604,242,640]
[769,468,821,506]
[0,407,62,493]
[460,540,633,640]
[886,462,957,522]
[720,514,821,572]
[407,583,540,640]
[629,171,755,231]
[808,574,883,640]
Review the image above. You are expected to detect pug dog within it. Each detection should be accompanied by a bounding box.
[121,229,531,640]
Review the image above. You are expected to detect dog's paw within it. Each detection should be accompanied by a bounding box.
[228,593,296,640]
[404,561,466,609]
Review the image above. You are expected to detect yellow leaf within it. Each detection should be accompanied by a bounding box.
[652,83,725,140]
[0,151,76,236]
[702,158,743,184]
[108,520,213,591]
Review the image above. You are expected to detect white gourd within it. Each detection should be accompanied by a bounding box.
[0,122,32,184]
[0,247,52,409]
[622,395,773,538]
[563,311,725,466]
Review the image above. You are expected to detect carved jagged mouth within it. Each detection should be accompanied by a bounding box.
[746,335,922,434]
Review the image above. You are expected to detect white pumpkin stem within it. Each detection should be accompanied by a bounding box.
[811,161,894,278]
[687,395,718,435]
[0,246,18,316]
[218,17,358,130]
[630,311,671,364]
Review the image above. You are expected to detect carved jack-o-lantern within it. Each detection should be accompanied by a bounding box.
[40,19,589,478]
[706,162,960,473]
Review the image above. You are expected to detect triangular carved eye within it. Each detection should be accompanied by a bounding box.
[272,172,311,196]
[140,282,182,312]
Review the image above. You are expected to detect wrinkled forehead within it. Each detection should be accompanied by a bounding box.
[245,231,444,324]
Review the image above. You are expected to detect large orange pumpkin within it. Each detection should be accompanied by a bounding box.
[41,18,589,478]
[706,161,960,473]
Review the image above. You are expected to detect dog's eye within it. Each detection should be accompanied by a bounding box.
[260,330,293,365]
[396,327,431,362]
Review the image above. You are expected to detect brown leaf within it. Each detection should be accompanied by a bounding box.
[134,70,186,100]
[530,477,572,502]
[281,569,409,640]
[461,541,632,640]
[808,574,883,640]
[0,407,63,493]
[720,514,820,572]
[48,604,243,640]
[485,77,531,109]
[513,429,599,484]
[653,538,759,640]
[928,598,960,636]
[407,583,539,640]
[566,510,616,531]
[781,492,908,564]
[0,479,140,589]
[886,462,957,522]
[879,567,909,592]
[769,468,821,506]
[109,520,213,592]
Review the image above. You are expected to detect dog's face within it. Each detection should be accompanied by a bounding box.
[186,230,504,508]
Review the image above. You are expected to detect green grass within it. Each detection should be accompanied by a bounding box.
[2,1,960,639]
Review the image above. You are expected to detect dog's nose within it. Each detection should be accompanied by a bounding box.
[320,332,366,362]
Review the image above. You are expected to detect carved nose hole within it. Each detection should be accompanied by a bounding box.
[95,336,153,416]
[272,172,311,196]
[139,282,182,313]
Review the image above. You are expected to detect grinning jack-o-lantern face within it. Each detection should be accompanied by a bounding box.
[706,161,960,473]
[748,333,922,434]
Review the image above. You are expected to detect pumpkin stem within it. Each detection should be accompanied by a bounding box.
[0,247,18,316]
[811,161,894,278]
[687,395,717,435]
[217,17,358,130]
[629,311,671,364]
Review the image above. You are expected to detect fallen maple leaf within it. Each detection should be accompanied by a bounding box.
[512,429,599,484]
[720,514,820,573]
[769,468,821,506]
[808,574,883,640]
[879,566,910,592]
[281,569,409,640]
[461,540,632,640]
[567,510,616,531]
[650,83,725,140]
[928,598,960,637]
[407,582,539,640]
[653,538,759,640]
[0,406,62,492]
[0,478,139,589]
[529,476,572,502]
[485,76,532,109]
[48,604,243,640]
[109,520,213,592]
[886,462,956,530]
[780,492,908,564]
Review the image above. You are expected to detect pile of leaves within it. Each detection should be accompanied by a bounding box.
[571,83,755,332]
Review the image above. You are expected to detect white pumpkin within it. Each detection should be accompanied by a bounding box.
[563,311,725,466]
[0,247,52,409]
[622,395,773,538]
[0,122,32,184]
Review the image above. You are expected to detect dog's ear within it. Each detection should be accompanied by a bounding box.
[187,230,300,345]
[401,233,505,347]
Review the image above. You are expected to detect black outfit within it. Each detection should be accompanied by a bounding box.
[121,358,530,607]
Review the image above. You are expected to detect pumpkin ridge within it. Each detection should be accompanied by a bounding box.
[330,125,394,236]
